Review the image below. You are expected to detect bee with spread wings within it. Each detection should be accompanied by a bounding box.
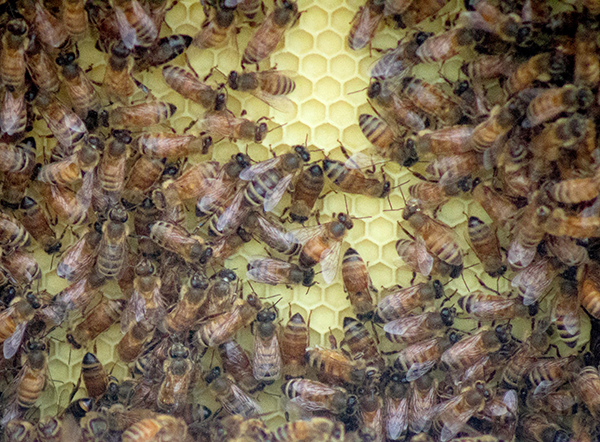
[0,293,41,359]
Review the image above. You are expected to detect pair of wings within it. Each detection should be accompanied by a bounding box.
[383,311,437,344]
[0,317,27,360]
[252,333,282,381]
[246,257,296,286]
[114,0,158,50]
[511,258,557,306]
[121,281,166,333]
[56,230,98,282]
[221,382,263,418]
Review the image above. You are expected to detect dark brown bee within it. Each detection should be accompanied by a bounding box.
[163,65,225,110]
[282,378,357,416]
[0,139,37,210]
[397,0,450,28]
[247,257,314,287]
[459,0,522,43]
[466,216,506,277]
[287,164,324,223]
[384,308,455,345]
[322,157,391,198]
[103,41,136,103]
[375,280,444,323]
[342,248,376,320]
[157,343,194,414]
[133,34,192,72]
[81,352,108,398]
[204,367,262,418]
[348,0,384,51]
[525,356,575,400]
[67,297,126,349]
[252,306,282,382]
[228,68,295,112]
[242,0,298,67]
[281,311,310,379]
[358,114,418,167]
[193,4,236,49]
[15,338,49,411]
[0,20,28,92]
[219,339,264,393]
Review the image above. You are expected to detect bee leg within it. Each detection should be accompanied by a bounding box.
[328,327,337,349]
[410,272,417,285]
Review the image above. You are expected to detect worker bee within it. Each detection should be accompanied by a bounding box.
[573,365,600,418]
[342,317,385,372]
[0,139,37,210]
[96,208,129,279]
[62,0,87,41]
[242,0,299,67]
[0,211,30,249]
[196,294,262,347]
[357,386,383,442]
[122,258,164,332]
[358,114,418,167]
[457,291,534,322]
[252,306,282,382]
[219,339,265,393]
[228,68,295,113]
[0,249,41,286]
[459,0,523,43]
[204,367,262,418]
[413,125,475,158]
[0,20,28,92]
[25,36,60,94]
[552,276,581,349]
[81,352,108,398]
[465,216,505,277]
[322,156,391,198]
[544,207,600,238]
[525,355,575,399]
[0,142,32,178]
[121,156,165,207]
[80,413,109,442]
[67,297,126,349]
[113,0,158,49]
[471,180,518,231]
[17,196,60,254]
[546,235,589,267]
[102,41,135,104]
[384,308,456,345]
[55,51,101,122]
[468,104,517,154]
[395,332,461,381]
[56,223,102,281]
[285,163,324,223]
[243,212,300,256]
[193,3,236,49]
[203,269,237,317]
[409,373,437,434]
[384,372,409,440]
[370,31,430,80]
[282,378,357,416]
[103,101,177,129]
[375,280,443,323]
[416,28,477,64]
[13,338,49,411]
[581,264,600,320]
[25,0,69,52]
[400,77,461,126]
[281,311,310,379]
[247,257,314,287]
[395,0,449,27]
[507,198,550,270]
[0,87,27,139]
[197,110,267,146]
[516,412,572,442]
[408,179,469,212]
[367,81,428,132]
[133,34,192,72]
[121,415,188,442]
[505,52,552,96]
[276,418,344,442]
[116,319,154,363]
[342,248,376,320]
[157,343,194,414]
[348,0,384,51]
[306,346,368,386]
[136,133,207,160]
[0,293,40,359]
[150,220,212,264]
[36,92,88,152]
[395,236,456,279]
[524,85,593,128]
[163,65,225,111]
[291,212,353,284]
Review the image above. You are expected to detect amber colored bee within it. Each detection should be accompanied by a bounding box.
[408,180,468,212]
[385,308,455,345]
[416,28,477,64]
[546,235,589,267]
[394,332,460,382]
[580,264,600,320]
[122,157,165,207]
[150,220,211,264]
[192,4,236,49]
[104,101,176,129]
[157,343,194,414]
[471,180,518,230]
[198,110,267,145]
[113,0,158,49]
[204,367,262,418]
[164,160,219,206]
[306,346,367,386]
[461,54,513,83]
[81,352,108,398]
[252,306,282,382]
[408,373,437,434]
[284,164,323,223]
[0,20,28,92]
[36,92,88,152]
[0,293,40,359]
[348,0,384,50]
[25,37,60,94]
[203,269,237,317]
[228,68,295,112]
[504,52,552,96]
[61,0,87,40]
[96,208,129,279]
[341,248,376,320]
[457,291,533,322]
[322,157,391,198]
[0,88,27,138]
[400,77,461,125]
[196,294,262,347]
[163,65,225,111]
[0,141,36,175]
[367,81,428,132]
[413,125,474,158]
[342,317,385,372]
[460,0,522,42]
[0,249,41,286]
[242,0,298,66]
[14,338,48,411]
[116,319,153,363]
[276,418,344,442]
[281,311,309,379]
[133,34,192,72]
[547,173,600,205]
[136,133,207,160]
[396,0,448,27]
[67,297,125,349]
[525,356,575,399]
[358,114,418,167]
[375,280,443,323]
[162,272,208,335]
[282,378,357,416]
[97,130,129,194]
[533,114,589,163]
[544,207,600,238]
[210,415,272,442]
[425,152,480,191]
[121,415,187,442]
[468,104,516,153]
[511,257,559,307]
[465,216,505,277]
[516,412,571,442]
[122,258,164,332]
[507,200,550,270]
[219,339,264,393]
[370,31,428,80]
[573,365,600,418]
[0,140,37,210]
[574,23,600,88]
[37,156,82,187]
[80,413,109,442]
[0,211,30,249]
[243,212,300,256]
[552,276,581,349]
[396,236,456,279]
[17,196,60,254]
[56,223,102,281]
[56,52,101,121]
[383,372,409,440]
[247,257,314,287]
[4,421,35,442]
[524,85,593,128]
[102,41,135,104]
[357,386,383,442]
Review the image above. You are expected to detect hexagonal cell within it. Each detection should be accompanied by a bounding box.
[341,125,367,151]
[310,305,337,334]
[302,6,329,33]
[286,28,314,55]
[352,196,380,219]
[50,359,69,384]
[331,6,354,30]
[300,54,328,80]
[353,239,379,263]
[317,31,343,56]
[286,121,312,142]
[438,199,468,227]
[370,262,394,288]
[300,99,326,127]
[174,24,198,38]
[328,100,356,128]
[313,123,340,148]
[323,282,346,310]
[165,2,190,30]
[216,48,240,72]
[330,54,358,82]
[315,77,341,104]
[295,285,323,309]
[358,55,376,77]
[272,51,300,71]
[367,216,395,245]
[187,1,207,25]
[188,47,216,74]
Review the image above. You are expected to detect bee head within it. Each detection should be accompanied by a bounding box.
[227,71,239,90]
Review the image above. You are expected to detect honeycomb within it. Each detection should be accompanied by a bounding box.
[27,0,588,434]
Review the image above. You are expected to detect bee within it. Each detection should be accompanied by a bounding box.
[525,356,575,399]
[544,207,600,238]
[400,77,461,126]
[457,291,534,322]
[121,415,188,442]
[416,28,477,64]
[358,114,418,167]
[384,372,409,440]
[369,31,430,80]
[228,68,295,113]
[0,139,37,210]
[4,421,35,442]
[306,346,368,386]
[0,20,28,92]
[425,152,480,191]
[162,65,225,111]
[397,0,450,28]
[507,199,550,270]
[243,212,300,256]
[150,220,212,264]
[581,264,600,320]
[459,0,522,42]
[219,339,264,393]
[12,338,49,411]
[573,365,600,418]
[122,258,164,332]
[282,378,357,416]
[471,180,518,230]
[247,257,314,287]
[342,248,376,320]
[136,133,207,160]
[0,88,27,139]
[0,140,36,176]
[512,258,559,307]
[276,418,344,442]
[210,226,253,263]
[62,0,87,40]
[157,343,194,414]
[163,160,220,206]
[204,367,262,418]
[203,269,238,318]
[367,81,428,132]
[103,41,135,104]
[466,216,505,277]
[116,319,154,363]
[0,211,30,249]
[67,297,126,349]
[394,332,461,382]
[56,223,102,281]
[41,183,90,226]
[468,104,517,154]
[396,236,455,279]
[0,249,41,286]
[375,280,443,323]
[210,415,272,442]
[408,180,468,212]
[196,294,262,347]
[552,276,581,349]
[281,311,310,379]
[80,413,109,442]
[285,164,324,223]
[252,306,282,382]
[25,36,61,94]
[574,23,600,88]
[242,0,299,67]
[113,0,158,49]
[56,52,101,122]
[524,85,593,128]
[122,156,165,207]
[342,317,385,373]
[413,125,475,158]
[192,4,236,49]
[546,235,589,267]
[0,293,40,359]
[198,111,266,145]
[403,202,463,270]
[384,308,456,345]
[104,101,177,129]
[358,386,383,442]
[291,212,353,284]
[16,197,59,254]
[81,352,108,398]
[409,373,437,434]
[516,412,571,442]
[26,0,69,52]
[505,52,552,96]
[96,208,129,279]
[348,0,384,51]
[133,34,192,72]
[36,92,88,152]
[322,157,391,198]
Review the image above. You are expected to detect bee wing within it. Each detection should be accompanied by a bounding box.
[344,151,387,170]
[239,156,282,181]
[289,224,327,245]
[255,215,296,248]
[439,402,478,442]
[114,5,138,49]
[45,111,87,149]
[249,89,294,113]
[264,173,294,212]
[507,239,536,269]
[121,290,145,333]
[3,322,27,360]
[289,395,331,412]
[320,240,342,284]
[405,360,436,382]
[383,314,428,336]
[247,258,291,285]
[76,170,94,211]
[227,384,262,417]
[416,235,433,276]
[216,190,247,233]
[198,176,232,214]
[553,295,581,336]
[253,335,282,380]
[223,0,243,6]
[533,380,556,398]
[385,397,408,440]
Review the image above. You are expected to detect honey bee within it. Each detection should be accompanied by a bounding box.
[573,365,600,418]
[396,236,456,279]
[384,372,409,440]
[306,346,368,386]
[281,311,309,379]
[400,77,461,126]
[242,0,299,67]
[80,413,109,442]
[36,92,88,152]
[150,220,212,264]
[322,157,391,198]
[348,0,384,51]
[122,258,164,332]
[409,373,437,434]
[0,139,37,210]
[25,0,69,52]
[51,272,106,325]
[291,212,353,284]
[198,110,267,146]
[0,140,36,175]
[121,156,165,207]
[163,160,219,208]
[252,306,282,382]
[505,52,552,96]
[276,418,344,442]
[524,85,593,128]
[133,34,192,72]
[516,412,571,442]
[544,207,600,238]
[104,101,177,129]
[56,223,102,281]
[121,415,188,442]
[11,338,48,412]
[369,31,430,80]
[0,293,40,359]
[507,198,550,270]
[408,179,468,212]
[413,125,475,158]
[196,294,262,347]
[37,155,82,187]
[375,280,443,323]
[204,367,262,418]
[96,208,129,279]
[384,308,456,345]
[56,51,101,121]
[581,264,600,321]
[425,152,480,191]
[342,317,385,373]
[243,212,300,256]
[394,332,461,382]
[0,20,28,92]
[532,114,589,162]
[367,81,428,132]
[81,352,108,398]
[457,291,534,322]
[25,36,61,94]
[17,196,60,254]
[219,339,264,393]
[552,276,581,349]
[157,343,194,414]
[4,421,35,442]
[397,0,450,28]
[113,0,158,49]
[357,386,383,442]
[210,415,271,442]
[163,65,225,111]
[471,180,518,230]
[416,28,477,64]
[102,41,135,104]
[0,88,27,139]
[116,319,154,363]
[358,114,418,167]
[459,0,522,43]
[136,133,208,160]
[282,378,357,416]
[283,163,323,223]
[62,0,87,41]
[546,235,589,267]
[228,68,295,113]
[525,356,575,399]
[468,104,517,154]
[203,269,237,317]
[0,211,30,249]
[340,248,376,320]
[512,258,560,306]
[247,257,314,287]
[466,216,506,277]
[67,297,126,349]
[0,249,41,286]
[192,4,236,49]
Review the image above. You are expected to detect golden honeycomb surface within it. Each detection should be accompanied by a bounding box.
[28,0,588,432]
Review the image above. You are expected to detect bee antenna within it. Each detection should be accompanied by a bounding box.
[344,194,350,215]
[347,85,369,95]
[267,121,286,133]
[351,216,372,220]
[460,272,469,292]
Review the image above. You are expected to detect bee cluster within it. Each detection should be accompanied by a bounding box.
[0,0,600,441]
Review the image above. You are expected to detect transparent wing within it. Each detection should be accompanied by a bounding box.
[76,170,94,211]
[121,290,145,333]
[249,90,294,113]
[289,396,331,412]
[264,173,294,212]
[416,235,433,276]
[247,258,292,285]
[114,6,138,49]
[226,384,263,418]
[386,397,408,440]
[289,224,327,245]
[383,314,428,336]
[344,151,387,170]
[4,322,27,360]
[253,336,282,380]
[320,240,342,284]
[439,398,477,442]
[405,360,436,382]
[255,215,296,249]
[198,176,231,214]
[239,156,282,181]
[216,190,247,233]
[533,380,556,398]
